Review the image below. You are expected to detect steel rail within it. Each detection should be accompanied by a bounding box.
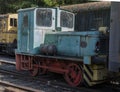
[0,60,15,65]
[0,80,43,92]
[0,67,81,92]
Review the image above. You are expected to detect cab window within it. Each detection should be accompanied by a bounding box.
[23,14,28,27]
[36,9,52,27]
[60,11,73,28]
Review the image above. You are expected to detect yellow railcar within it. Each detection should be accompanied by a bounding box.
[0,14,17,55]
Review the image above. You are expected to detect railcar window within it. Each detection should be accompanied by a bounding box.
[36,9,52,27]
[14,19,17,27]
[10,18,13,26]
[0,19,6,29]
[10,18,17,27]
[3,20,6,29]
[0,20,2,29]
[60,11,73,28]
[23,14,28,27]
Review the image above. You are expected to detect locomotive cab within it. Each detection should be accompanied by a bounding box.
[16,7,75,54]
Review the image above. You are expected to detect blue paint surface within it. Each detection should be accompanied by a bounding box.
[45,31,99,57]
[16,8,35,54]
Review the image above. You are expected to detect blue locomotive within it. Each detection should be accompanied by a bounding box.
[15,2,120,87]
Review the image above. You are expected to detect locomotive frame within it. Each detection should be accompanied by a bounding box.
[16,53,107,86]
[15,6,109,87]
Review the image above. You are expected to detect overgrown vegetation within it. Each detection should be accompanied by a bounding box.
[0,0,90,14]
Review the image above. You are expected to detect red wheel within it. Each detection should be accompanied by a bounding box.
[39,62,47,75]
[29,61,39,77]
[64,63,83,87]
[29,67,39,77]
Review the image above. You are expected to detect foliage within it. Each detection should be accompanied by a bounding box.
[0,0,90,14]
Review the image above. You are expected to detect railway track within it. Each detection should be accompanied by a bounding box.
[0,55,15,65]
[0,55,82,92]
[1,66,120,92]
[0,55,120,92]
[0,66,81,92]
[0,80,42,92]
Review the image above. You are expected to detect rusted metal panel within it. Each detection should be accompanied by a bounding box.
[109,2,120,72]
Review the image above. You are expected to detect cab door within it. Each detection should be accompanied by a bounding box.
[20,12,31,53]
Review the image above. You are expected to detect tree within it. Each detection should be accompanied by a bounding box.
[0,0,90,14]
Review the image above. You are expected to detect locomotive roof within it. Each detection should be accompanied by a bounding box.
[61,1,111,13]
[17,7,58,12]
[17,7,36,12]
[17,7,73,13]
